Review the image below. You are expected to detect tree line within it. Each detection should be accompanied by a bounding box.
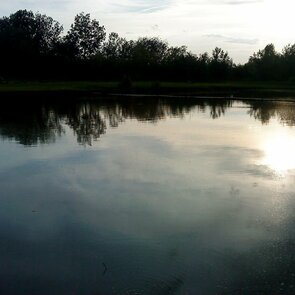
[1,10,295,82]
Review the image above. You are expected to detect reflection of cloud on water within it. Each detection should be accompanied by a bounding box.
[198,143,295,180]
[198,145,276,178]
[0,98,295,293]
[244,164,277,179]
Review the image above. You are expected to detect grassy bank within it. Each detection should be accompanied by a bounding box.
[1,80,295,98]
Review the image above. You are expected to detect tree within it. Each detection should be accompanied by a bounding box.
[165,46,188,61]
[0,10,63,56]
[282,44,295,58]
[209,47,233,80]
[34,12,63,53]
[211,47,232,65]
[0,10,63,78]
[247,44,281,80]
[102,32,119,58]
[131,37,169,64]
[282,44,295,79]
[102,38,136,62]
[65,13,106,59]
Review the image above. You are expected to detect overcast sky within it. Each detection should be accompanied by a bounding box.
[1,0,295,63]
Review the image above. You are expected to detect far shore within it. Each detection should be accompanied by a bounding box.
[1,81,295,100]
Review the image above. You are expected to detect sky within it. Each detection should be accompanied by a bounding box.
[1,0,295,63]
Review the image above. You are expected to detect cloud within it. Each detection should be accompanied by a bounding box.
[205,34,259,45]
[203,0,264,4]
[151,24,160,31]
[0,0,292,64]
[110,0,172,14]
[224,0,263,4]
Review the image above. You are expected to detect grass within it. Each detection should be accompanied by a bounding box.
[0,81,118,92]
[0,80,295,98]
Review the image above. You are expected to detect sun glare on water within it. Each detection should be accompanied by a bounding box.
[261,131,295,174]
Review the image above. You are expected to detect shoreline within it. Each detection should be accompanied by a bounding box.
[0,81,295,101]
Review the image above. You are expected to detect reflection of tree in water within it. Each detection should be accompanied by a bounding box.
[66,99,222,145]
[195,99,233,119]
[0,97,294,146]
[248,100,295,126]
[101,98,233,123]
[65,103,106,146]
[0,104,64,145]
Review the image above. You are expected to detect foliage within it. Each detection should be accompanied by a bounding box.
[247,44,282,80]
[0,10,63,56]
[64,13,106,59]
[0,10,295,82]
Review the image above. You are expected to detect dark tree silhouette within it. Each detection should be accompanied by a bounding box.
[0,10,63,56]
[282,44,295,80]
[102,32,129,59]
[131,37,168,64]
[209,47,233,79]
[0,10,63,79]
[1,9,295,82]
[247,44,282,80]
[65,13,106,59]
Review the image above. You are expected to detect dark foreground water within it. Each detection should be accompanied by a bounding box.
[0,97,295,295]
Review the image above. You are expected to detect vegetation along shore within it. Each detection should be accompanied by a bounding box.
[1,10,295,99]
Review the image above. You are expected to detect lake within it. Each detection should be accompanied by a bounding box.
[0,97,295,294]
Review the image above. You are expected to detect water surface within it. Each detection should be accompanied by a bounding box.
[0,97,295,294]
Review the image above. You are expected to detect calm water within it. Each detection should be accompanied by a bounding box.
[1,97,295,295]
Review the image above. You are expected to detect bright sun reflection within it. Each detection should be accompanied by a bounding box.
[261,132,295,174]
